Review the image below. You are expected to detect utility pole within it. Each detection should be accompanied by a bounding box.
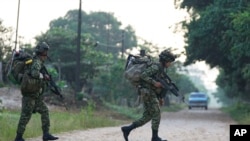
[15,0,21,51]
[0,62,3,83]
[7,0,21,77]
[75,0,82,95]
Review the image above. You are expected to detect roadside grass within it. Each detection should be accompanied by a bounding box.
[104,102,185,121]
[221,102,250,124]
[0,101,186,141]
[104,102,141,120]
[0,105,128,141]
[161,103,185,112]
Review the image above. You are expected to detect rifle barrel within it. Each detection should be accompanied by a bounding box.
[157,77,179,97]
[41,66,63,98]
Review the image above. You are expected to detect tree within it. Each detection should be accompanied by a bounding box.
[0,20,12,61]
[35,9,197,105]
[175,0,250,99]
[35,10,138,93]
[49,10,137,56]
[0,20,14,83]
[175,0,214,12]
[36,28,113,92]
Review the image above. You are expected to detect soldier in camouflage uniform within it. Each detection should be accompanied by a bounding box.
[15,42,58,141]
[121,49,176,141]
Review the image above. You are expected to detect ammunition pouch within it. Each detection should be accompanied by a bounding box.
[21,73,43,94]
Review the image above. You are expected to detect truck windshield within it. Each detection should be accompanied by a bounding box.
[190,94,206,98]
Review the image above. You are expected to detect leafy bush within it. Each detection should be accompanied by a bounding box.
[0,82,4,88]
[222,102,250,124]
[0,99,5,112]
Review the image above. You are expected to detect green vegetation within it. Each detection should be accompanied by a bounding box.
[105,102,185,120]
[0,9,198,107]
[104,102,141,120]
[175,0,250,101]
[0,99,4,112]
[2,2,249,139]
[0,10,200,140]
[161,103,185,112]
[222,102,250,124]
[210,88,250,124]
[0,101,186,141]
[0,82,5,88]
[0,105,128,141]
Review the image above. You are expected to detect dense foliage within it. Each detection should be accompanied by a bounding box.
[35,10,138,91]
[0,20,12,61]
[175,0,250,100]
[1,10,198,106]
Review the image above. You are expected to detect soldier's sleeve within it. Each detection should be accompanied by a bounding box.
[140,64,159,85]
[30,59,42,79]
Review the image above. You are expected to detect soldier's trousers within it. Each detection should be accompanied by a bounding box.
[16,95,50,135]
[134,88,161,130]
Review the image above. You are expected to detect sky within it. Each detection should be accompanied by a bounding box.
[0,0,188,50]
[0,0,219,92]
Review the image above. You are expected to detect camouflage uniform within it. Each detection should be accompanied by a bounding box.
[122,49,175,141]
[16,56,50,135]
[133,63,164,130]
[15,42,58,141]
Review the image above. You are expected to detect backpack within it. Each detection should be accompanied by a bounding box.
[6,51,33,85]
[124,54,152,86]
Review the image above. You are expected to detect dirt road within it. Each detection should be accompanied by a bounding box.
[26,108,236,141]
[0,87,235,141]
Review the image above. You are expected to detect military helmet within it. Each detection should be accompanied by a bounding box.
[159,49,176,63]
[35,42,49,55]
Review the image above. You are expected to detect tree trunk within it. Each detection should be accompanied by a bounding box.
[0,62,3,83]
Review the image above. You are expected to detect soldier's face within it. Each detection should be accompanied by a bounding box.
[165,61,172,68]
[40,51,48,61]
[41,55,47,61]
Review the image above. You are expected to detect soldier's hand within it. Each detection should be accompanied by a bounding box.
[159,98,164,106]
[154,82,162,88]
[44,74,50,80]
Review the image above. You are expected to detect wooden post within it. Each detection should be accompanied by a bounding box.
[0,62,3,83]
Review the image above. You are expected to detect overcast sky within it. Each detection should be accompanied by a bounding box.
[0,0,188,50]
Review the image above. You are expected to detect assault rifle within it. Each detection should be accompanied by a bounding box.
[156,73,185,102]
[40,66,63,99]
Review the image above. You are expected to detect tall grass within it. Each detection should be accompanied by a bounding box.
[0,103,126,141]
[221,102,250,124]
[104,102,142,120]
[103,102,185,121]
[161,103,185,112]
[0,101,186,140]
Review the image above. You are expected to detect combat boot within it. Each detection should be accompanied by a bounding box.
[121,123,137,141]
[151,129,167,141]
[14,133,25,141]
[42,132,59,141]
